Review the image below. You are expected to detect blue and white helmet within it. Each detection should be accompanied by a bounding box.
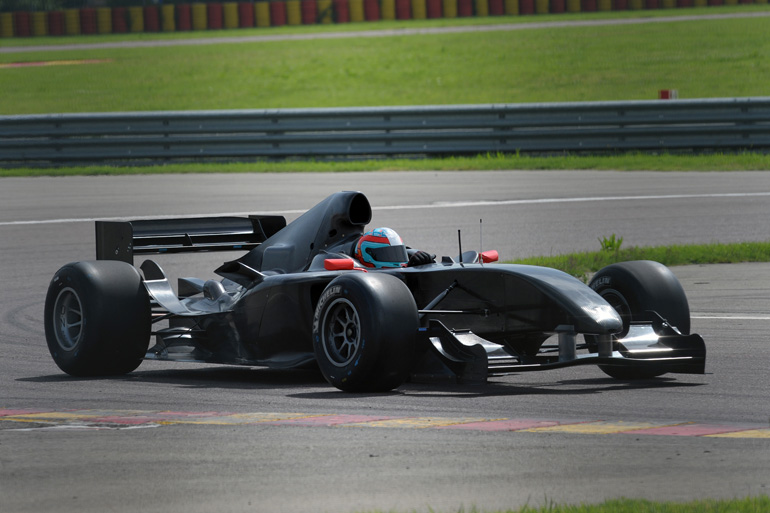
[354,227,409,268]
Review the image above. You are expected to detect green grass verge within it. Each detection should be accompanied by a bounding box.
[2,7,769,114]
[2,151,770,176]
[382,495,770,512]
[511,240,770,280]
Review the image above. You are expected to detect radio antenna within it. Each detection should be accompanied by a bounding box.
[457,229,463,264]
[479,219,483,265]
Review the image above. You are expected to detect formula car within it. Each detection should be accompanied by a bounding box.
[45,191,705,392]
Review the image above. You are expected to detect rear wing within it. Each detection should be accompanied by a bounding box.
[95,215,286,264]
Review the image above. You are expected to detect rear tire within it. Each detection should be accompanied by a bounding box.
[588,260,691,379]
[313,273,418,392]
[44,261,151,377]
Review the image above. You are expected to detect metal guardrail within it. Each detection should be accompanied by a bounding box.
[1,97,769,166]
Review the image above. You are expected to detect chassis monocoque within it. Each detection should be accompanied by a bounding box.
[45,191,705,392]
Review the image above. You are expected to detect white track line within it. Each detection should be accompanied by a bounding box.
[692,315,770,321]
[2,191,770,227]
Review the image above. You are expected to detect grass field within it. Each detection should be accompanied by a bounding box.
[387,495,770,513]
[2,7,769,114]
[513,240,770,280]
[3,151,770,177]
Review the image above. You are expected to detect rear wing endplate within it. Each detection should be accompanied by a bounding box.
[96,215,286,264]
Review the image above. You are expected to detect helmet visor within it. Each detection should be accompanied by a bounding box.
[366,244,408,264]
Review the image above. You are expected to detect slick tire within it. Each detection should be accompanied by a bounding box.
[313,273,418,392]
[44,260,151,377]
[588,260,691,380]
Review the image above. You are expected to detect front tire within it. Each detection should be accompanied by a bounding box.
[588,260,691,379]
[313,273,418,392]
[44,261,151,377]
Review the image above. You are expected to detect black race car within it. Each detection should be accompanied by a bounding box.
[45,191,705,392]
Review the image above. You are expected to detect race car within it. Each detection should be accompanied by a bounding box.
[45,191,705,392]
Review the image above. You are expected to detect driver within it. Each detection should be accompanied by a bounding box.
[354,227,434,268]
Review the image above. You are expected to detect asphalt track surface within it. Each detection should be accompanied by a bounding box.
[1,171,770,513]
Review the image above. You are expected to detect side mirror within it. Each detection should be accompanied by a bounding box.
[324,258,356,271]
[481,250,499,263]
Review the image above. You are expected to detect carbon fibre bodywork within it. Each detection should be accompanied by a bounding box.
[115,191,705,386]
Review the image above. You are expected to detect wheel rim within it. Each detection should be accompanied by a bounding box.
[52,287,84,351]
[601,288,631,339]
[321,298,361,367]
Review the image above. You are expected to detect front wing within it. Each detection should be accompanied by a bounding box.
[414,319,706,383]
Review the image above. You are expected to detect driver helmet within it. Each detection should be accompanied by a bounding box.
[355,227,409,268]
